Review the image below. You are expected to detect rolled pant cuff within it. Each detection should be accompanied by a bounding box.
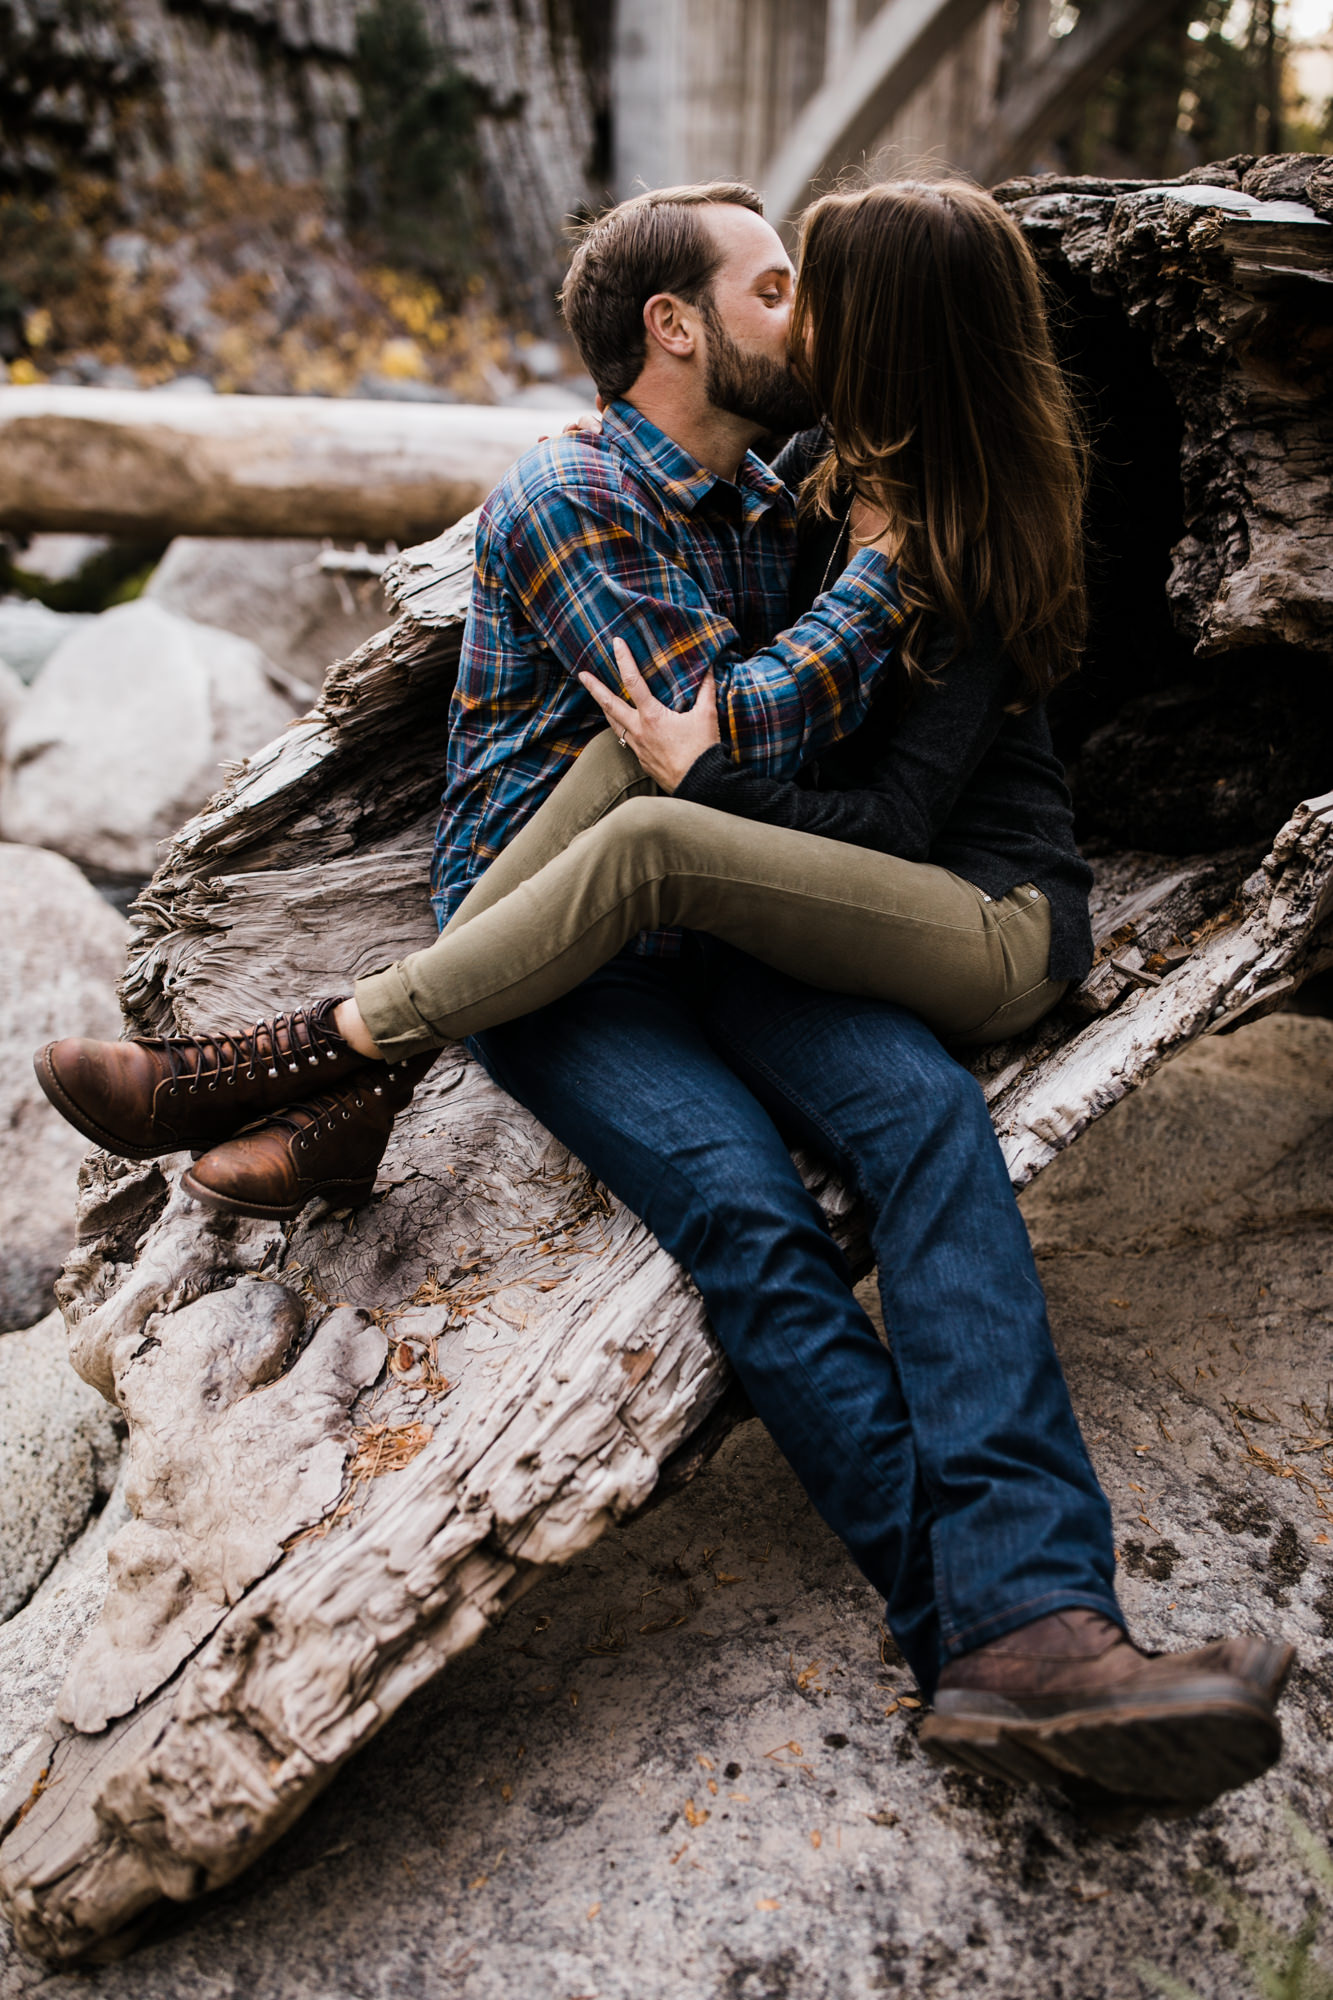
[938,1588,1126,1675]
[353,963,445,1062]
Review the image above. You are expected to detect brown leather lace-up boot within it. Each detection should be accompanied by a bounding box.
[181,1055,433,1221]
[34,998,366,1161]
[920,1609,1293,1809]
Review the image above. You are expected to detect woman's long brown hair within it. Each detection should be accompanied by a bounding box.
[790,179,1088,703]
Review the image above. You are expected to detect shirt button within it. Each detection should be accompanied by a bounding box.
[983,895,992,903]
[1029,889,1039,899]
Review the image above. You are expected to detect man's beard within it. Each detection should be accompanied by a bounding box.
[702,301,816,437]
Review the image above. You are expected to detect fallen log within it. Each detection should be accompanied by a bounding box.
[2,163,1332,1965]
[0,389,579,544]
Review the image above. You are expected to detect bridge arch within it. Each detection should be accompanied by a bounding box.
[611,0,1176,228]
[763,0,993,224]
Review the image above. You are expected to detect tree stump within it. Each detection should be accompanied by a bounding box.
[2,160,1332,1966]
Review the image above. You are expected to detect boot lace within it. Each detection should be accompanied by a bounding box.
[156,998,348,1096]
[268,1083,376,1149]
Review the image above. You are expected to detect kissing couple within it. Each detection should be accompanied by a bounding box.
[38,177,1293,1814]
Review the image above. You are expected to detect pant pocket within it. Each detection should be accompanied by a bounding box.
[950,888,1059,1045]
[952,975,1067,1046]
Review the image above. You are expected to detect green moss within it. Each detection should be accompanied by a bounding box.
[2,540,166,614]
[1137,1810,1333,2000]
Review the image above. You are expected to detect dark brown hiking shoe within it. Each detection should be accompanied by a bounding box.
[34,998,365,1161]
[180,1057,431,1221]
[920,1609,1293,1808]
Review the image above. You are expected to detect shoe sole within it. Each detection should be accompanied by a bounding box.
[32,1044,170,1162]
[920,1669,1288,1806]
[180,1168,376,1222]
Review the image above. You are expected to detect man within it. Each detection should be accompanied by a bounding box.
[39,183,1290,1808]
[430,184,1292,1808]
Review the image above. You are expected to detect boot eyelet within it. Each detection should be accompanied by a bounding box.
[268,1066,278,1078]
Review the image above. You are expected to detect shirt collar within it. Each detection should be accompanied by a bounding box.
[603,399,789,528]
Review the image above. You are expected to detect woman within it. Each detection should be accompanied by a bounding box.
[37,179,1094,1219]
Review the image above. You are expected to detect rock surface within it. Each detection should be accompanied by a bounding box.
[0,604,93,686]
[0,662,22,761]
[0,600,297,878]
[0,844,127,1330]
[0,1313,123,1623]
[0,1011,1327,1998]
[0,0,600,303]
[145,538,385,693]
[0,1470,130,1798]
[10,537,113,587]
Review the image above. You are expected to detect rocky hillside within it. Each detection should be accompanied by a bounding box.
[0,0,608,315]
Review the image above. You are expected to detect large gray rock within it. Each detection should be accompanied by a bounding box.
[0,843,127,1329]
[0,1012,1327,1998]
[146,537,389,691]
[0,1464,129,1797]
[0,1313,122,1623]
[0,603,93,686]
[10,536,112,586]
[0,661,23,761]
[0,600,296,877]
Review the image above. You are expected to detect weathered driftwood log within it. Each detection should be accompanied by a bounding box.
[2,167,1332,1966]
[0,389,578,544]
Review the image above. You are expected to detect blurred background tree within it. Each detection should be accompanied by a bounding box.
[349,0,484,295]
[1058,0,1331,180]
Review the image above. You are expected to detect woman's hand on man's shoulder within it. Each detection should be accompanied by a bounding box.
[579,638,723,792]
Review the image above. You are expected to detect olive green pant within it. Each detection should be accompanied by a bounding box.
[355,729,1065,1061]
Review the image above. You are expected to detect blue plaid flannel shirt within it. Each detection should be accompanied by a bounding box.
[431,399,904,932]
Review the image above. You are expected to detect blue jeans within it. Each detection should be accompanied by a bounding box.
[473,939,1120,1697]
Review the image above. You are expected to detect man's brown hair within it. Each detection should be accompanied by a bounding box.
[792,179,1088,703]
[560,182,764,403]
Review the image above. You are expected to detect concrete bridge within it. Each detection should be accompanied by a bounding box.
[611,0,1174,223]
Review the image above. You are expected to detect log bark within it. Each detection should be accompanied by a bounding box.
[2,168,1332,1967]
[998,156,1333,659]
[0,390,579,544]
